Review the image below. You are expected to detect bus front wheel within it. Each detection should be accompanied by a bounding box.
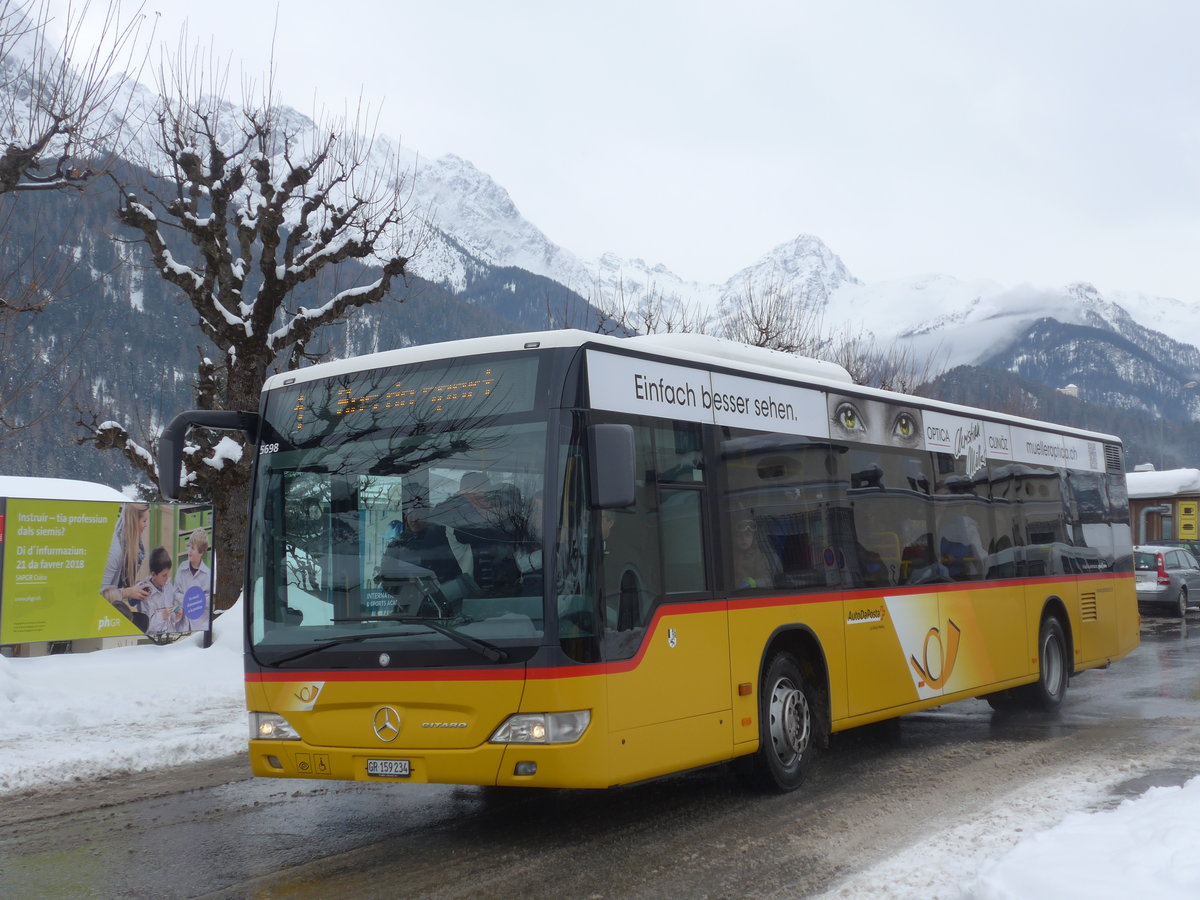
[744,652,820,793]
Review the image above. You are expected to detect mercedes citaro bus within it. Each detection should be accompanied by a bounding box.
[159,330,1138,792]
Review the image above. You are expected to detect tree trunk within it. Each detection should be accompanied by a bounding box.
[211,460,252,611]
[207,356,268,611]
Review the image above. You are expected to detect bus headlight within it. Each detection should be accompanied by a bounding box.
[250,712,302,741]
[489,711,591,744]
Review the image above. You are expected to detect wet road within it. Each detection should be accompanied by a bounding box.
[3,610,1200,900]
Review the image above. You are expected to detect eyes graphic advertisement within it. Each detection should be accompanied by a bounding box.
[892,411,920,445]
[834,401,865,434]
[830,397,923,448]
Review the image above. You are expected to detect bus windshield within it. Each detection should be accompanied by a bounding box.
[247,354,548,665]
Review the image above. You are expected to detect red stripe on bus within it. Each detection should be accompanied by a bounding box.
[248,668,527,683]
[247,572,1130,684]
[246,665,607,683]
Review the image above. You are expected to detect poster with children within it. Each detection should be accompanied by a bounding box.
[0,499,214,645]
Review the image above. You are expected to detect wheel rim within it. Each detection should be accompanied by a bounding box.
[1180,589,1188,617]
[767,676,810,767]
[1042,631,1064,698]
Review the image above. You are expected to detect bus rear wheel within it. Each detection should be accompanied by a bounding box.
[1023,615,1069,712]
[744,652,820,793]
[986,615,1069,714]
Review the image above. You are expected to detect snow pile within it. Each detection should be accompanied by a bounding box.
[0,475,127,502]
[1126,467,1200,499]
[0,602,245,794]
[971,777,1200,900]
[818,763,1200,899]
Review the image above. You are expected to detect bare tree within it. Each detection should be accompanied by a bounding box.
[588,269,944,390]
[600,274,946,392]
[589,275,710,336]
[823,325,944,392]
[0,1,147,443]
[79,42,420,608]
[716,277,826,354]
[0,0,148,195]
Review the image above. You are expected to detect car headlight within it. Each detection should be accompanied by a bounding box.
[489,711,591,744]
[250,712,302,741]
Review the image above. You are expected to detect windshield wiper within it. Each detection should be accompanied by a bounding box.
[394,617,508,663]
[270,629,428,666]
[329,615,509,663]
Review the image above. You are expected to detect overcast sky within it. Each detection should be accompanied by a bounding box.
[60,1,1200,299]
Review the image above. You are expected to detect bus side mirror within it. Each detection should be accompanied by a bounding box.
[588,424,636,509]
[158,410,261,500]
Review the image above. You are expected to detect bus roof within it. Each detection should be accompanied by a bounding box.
[261,329,1121,447]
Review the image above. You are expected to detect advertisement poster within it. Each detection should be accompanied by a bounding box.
[586,350,829,439]
[0,499,214,645]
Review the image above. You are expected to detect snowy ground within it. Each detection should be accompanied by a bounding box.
[0,601,247,795]
[2,606,1197,899]
[816,764,1200,900]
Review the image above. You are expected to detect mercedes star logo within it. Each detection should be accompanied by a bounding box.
[372,705,401,742]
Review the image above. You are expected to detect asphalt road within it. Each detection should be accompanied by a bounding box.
[3,609,1199,900]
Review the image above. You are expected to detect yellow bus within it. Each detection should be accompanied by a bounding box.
[160,330,1139,792]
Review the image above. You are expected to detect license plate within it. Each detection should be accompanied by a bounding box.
[367,758,411,777]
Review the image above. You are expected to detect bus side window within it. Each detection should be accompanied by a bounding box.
[717,429,833,592]
[654,422,708,595]
[661,489,705,593]
[1069,471,1116,571]
[931,452,990,583]
[844,444,936,588]
[1014,464,1069,576]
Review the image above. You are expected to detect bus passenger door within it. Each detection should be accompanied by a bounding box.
[601,422,731,782]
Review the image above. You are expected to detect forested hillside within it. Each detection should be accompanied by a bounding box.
[0,168,606,489]
[919,366,1200,470]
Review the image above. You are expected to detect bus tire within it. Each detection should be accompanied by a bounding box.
[1022,615,1069,712]
[985,689,1017,711]
[744,652,820,793]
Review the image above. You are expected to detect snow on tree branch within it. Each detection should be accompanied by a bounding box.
[266,265,406,351]
[111,47,416,361]
[75,416,157,480]
[200,435,243,470]
[89,36,423,609]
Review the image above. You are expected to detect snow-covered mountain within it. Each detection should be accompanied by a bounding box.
[717,233,860,311]
[403,141,1200,393]
[407,153,590,294]
[817,274,1200,372]
[10,13,1200,380]
[407,148,1200,434]
[406,152,723,311]
[13,26,1200,494]
[60,61,1197,389]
